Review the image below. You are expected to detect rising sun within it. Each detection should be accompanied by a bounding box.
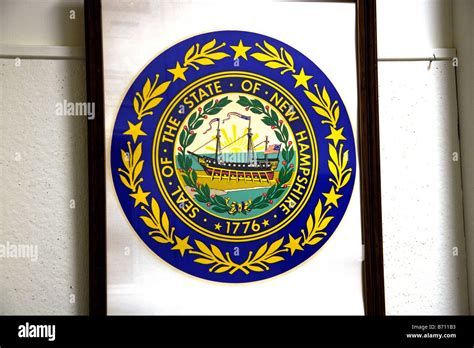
[205,124,265,153]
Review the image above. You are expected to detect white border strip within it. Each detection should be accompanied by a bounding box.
[0,45,85,60]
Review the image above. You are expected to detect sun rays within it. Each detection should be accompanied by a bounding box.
[205,124,264,153]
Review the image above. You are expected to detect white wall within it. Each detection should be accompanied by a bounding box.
[378,60,468,314]
[377,0,470,314]
[377,0,454,57]
[453,0,474,314]
[0,0,88,314]
[0,0,84,47]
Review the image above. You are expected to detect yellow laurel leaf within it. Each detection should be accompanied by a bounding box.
[150,80,171,99]
[133,160,144,181]
[248,265,265,272]
[253,242,268,261]
[342,150,349,170]
[267,237,284,255]
[329,144,338,164]
[215,265,232,273]
[210,244,225,261]
[306,212,314,234]
[304,89,325,108]
[140,216,159,230]
[251,52,273,62]
[206,52,230,60]
[119,174,132,190]
[314,200,322,223]
[142,78,151,98]
[322,87,330,107]
[334,105,340,123]
[133,97,140,115]
[194,58,214,66]
[144,97,162,112]
[152,236,169,244]
[306,236,324,245]
[184,45,195,62]
[265,61,287,69]
[133,143,142,167]
[313,105,330,118]
[328,161,338,180]
[318,216,333,231]
[201,39,216,53]
[341,171,351,188]
[194,257,214,265]
[263,40,279,57]
[195,239,212,256]
[265,256,284,263]
[151,198,160,223]
[120,149,130,169]
[161,211,169,233]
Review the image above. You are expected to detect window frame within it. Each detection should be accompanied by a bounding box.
[84,0,385,316]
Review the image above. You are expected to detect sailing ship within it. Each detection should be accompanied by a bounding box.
[187,113,281,183]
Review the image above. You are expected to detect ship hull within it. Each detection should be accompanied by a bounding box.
[192,154,279,182]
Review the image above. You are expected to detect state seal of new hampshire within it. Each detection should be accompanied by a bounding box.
[111,31,356,283]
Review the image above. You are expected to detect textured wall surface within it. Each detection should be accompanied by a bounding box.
[377,0,470,314]
[0,59,89,314]
[378,61,469,315]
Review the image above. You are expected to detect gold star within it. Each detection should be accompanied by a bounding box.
[123,121,146,143]
[168,61,188,82]
[323,186,343,208]
[325,127,347,146]
[129,185,150,207]
[230,40,252,60]
[262,219,269,227]
[214,222,222,231]
[284,234,303,255]
[171,235,193,256]
[292,67,313,89]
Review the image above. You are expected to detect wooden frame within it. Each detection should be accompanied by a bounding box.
[85,0,385,316]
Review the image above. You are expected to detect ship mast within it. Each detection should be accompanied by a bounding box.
[264,136,269,164]
[215,119,222,162]
[246,116,256,165]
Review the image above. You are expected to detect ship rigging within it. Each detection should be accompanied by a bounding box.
[187,113,281,183]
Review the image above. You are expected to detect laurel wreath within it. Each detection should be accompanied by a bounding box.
[175,95,295,215]
[184,39,230,70]
[116,38,354,276]
[176,97,234,213]
[133,74,171,120]
[191,237,286,274]
[140,198,175,244]
[300,84,352,245]
[251,41,296,75]
[118,141,143,192]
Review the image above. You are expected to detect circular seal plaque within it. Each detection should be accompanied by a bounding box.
[111,31,356,283]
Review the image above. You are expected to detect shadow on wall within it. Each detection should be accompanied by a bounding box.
[58,0,89,315]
